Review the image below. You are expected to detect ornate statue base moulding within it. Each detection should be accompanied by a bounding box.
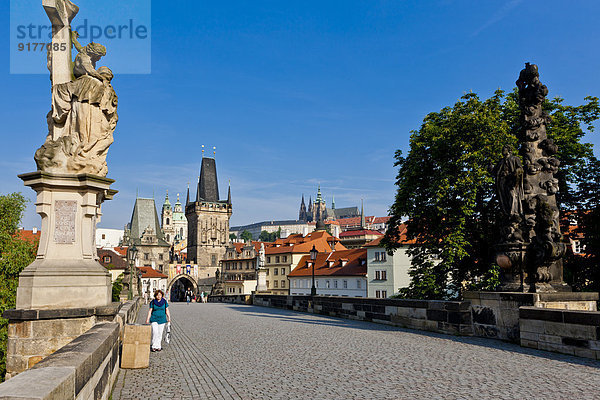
[15,172,117,310]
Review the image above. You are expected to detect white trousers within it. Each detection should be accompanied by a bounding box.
[151,322,165,350]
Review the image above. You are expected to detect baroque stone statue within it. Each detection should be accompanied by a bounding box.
[35,0,118,177]
[493,145,524,243]
[494,63,568,292]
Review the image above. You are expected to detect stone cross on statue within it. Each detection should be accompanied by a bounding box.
[43,0,79,85]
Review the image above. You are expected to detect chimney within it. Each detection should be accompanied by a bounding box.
[32,227,38,234]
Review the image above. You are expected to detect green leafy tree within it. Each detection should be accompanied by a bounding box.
[0,193,37,381]
[240,230,253,243]
[259,229,280,242]
[229,233,237,241]
[112,274,123,302]
[383,90,600,300]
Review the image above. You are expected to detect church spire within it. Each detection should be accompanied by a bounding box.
[360,199,365,229]
[196,175,200,202]
[227,180,232,205]
[332,194,335,210]
[186,182,190,205]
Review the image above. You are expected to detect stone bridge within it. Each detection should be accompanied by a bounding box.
[112,301,599,400]
[2,296,600,399]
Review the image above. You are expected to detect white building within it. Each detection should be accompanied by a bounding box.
[96,228,124,248]
[364,227,412,298]
[139,266,168,296]
[288,248,367,297]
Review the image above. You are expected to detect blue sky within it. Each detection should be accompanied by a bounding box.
[1,0,600,229]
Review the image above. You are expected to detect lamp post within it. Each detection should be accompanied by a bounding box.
[127,244,138,300]
[310,245,317,296]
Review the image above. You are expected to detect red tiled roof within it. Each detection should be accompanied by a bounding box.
[339,229,383,238]
[289,248,367,278]
[139,266,168,279]
[98,248,128,269]
[113,246,128,257]
[364,224,414,246]
[15,229,40,243]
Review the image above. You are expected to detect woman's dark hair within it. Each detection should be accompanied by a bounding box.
[154,289,165,299]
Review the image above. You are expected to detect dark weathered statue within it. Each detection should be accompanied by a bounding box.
[495,63,568,292]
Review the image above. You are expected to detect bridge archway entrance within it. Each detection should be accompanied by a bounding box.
[168,274,197,302]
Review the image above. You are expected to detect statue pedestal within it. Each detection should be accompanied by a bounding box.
[15,172,117,310]
[465,291,599,342]
[256,269,268,293]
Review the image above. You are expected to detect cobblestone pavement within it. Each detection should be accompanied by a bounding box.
[112,303,600,400]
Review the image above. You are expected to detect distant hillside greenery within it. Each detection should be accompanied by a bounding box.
[383,90,600,300]
[0,193,37,381]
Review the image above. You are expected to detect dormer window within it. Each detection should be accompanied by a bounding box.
[327,260,334,268]
[341,259,347,267]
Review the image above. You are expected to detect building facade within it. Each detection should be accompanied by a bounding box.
[123,198,171,272]
[288,248,368,297]
[365,234,412,299]
[220,242,260,295]
[186,156,233,268]
[95,228,124,248]
[263,230,347,295]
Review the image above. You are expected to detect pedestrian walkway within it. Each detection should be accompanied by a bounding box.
[112,303,600,400]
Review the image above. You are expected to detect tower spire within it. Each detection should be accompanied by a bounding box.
[360,199,365,229]
[227,180,232,205]
[186,182,190,205]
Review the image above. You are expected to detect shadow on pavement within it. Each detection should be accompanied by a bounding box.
[221,303,600,369]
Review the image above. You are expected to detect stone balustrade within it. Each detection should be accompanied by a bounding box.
[519,306,600,360]
[0,297,142,400]
[211,294,474,336]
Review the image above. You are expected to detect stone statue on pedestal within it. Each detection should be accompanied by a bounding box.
[35,0,118,177]
[494,63,568,292]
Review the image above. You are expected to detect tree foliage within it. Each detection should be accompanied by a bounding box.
[259,228,281,242]
[0,193,37,381]
[240,230,253,243]
[383,90,600,300]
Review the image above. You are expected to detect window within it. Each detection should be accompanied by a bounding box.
[144,253,149,260]
[281,268,285,275]
[381,252,387,261]
[274,280,279,288]
[274,268,278,276]
[167,234,170,242]
[282,256,287,263]
[267,256,271,263]
[343,280,348,289]
[376,290,388,299]
[357,279,361,289]
[159,254,163,261]
[212,255,217,266]
[334,280,338,289]
[292,280,296,288]
[266,269,269,275]
[275,256,280,263]
[281,280,285,288]
[166,218,170,225]
[103,256,111,263]
[101,234,106,239]
[246,262,250,270]
[375,252,380,261]
[382,290,387,298]
[326,280,330,288]
[376,290,380,298]
[375,270,387,281]
[266,281,270,288]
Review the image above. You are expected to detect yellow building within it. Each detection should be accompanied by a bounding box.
[264,230,347,295]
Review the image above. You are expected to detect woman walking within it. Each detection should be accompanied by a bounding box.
[145,289,171,352]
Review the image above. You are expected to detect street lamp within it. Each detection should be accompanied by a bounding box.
[127,244,138,300]
[310,245,317,296]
